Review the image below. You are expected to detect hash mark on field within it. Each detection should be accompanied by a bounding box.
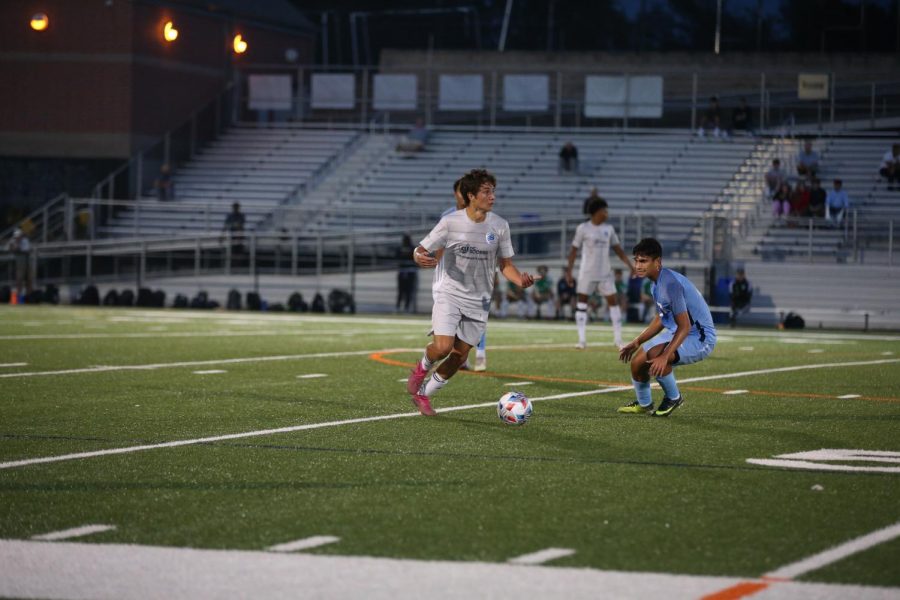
[882,351,894,356]
[837,394,861,399]
[508,547,575,565]
[504,381,534,386]
[0,362,28,368]
[808,349,825,354]
[266,535,340,553]
[193,370,226,375]
[31,524,116,541]
[722,390,749,395]
[739,346,755,351]
[296,374,327,379]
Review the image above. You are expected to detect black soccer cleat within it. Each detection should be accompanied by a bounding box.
[652,396,683,417]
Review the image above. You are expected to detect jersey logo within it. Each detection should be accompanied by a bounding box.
[485,231,497,245]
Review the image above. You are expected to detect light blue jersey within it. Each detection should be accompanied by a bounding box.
[644,268,716,365]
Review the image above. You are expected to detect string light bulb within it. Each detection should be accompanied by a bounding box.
[30,13,49,31]
[163,21,178,42]
[233,34,247,54]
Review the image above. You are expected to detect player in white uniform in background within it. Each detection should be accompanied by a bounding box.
[425,178,488,371]
[406,169,537,416]
[567,196,634,349]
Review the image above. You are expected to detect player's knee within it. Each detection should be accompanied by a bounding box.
[432,339,455,358]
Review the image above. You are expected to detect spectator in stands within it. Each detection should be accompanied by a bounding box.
[790,180,810,218]
[765,159,785,196]
[396,118,429,154]
[729,268,752,328]
[220,202,246,254]
[808,177,826,218]
[880,143,900,190]
[697,96,723,138]
[531,265,554,319]
[556,266,576,319]
[582,187,601,215]
[826,178,850,227]
[6,228,32,301]
[396,234,418,313]
[772,181,792,219]
[501,278,529,318]
[796,140,820,179]
[731,97,753,135]
[558,141,578,174]
[154,163,174,201]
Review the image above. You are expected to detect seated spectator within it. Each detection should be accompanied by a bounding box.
[880,143,900,190]
[530,265,554,319]
[582,187,600,216]
[556,266,576,320]
[825,178,850,227]
[396,118,429,154]
[731,97,753,135]
[154,163,175,201]
[558,141,578,174]
[772,182,792,219]
[808,177,826,218]
[697,96,724,138]
[790,180,810,218]
[765,159,785,196]
[796,140,820,179]
[501,279,530,318]
[729,268,752,327]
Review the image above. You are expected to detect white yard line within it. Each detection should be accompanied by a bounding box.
[0,329,411,341]
[508,548,576,565]
[193,370,226,375]
[297,374,328,379]
[0,539,893,600]
[31,525,116,541]
[722,390,749,395]
[266,536,340,553]
[0,362,28,368]
[765,521,900,580]
[504,381,535,386]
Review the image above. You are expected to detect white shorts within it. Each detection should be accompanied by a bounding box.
[576,273,616,297]
[429,299,488,347]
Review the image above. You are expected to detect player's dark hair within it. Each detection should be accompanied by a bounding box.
[453,177,463,193]
[632,238,662,259]
[588,197,608,215]
[461,169,496,205]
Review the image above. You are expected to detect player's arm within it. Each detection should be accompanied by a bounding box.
[565,245,578,273]
[612,245,635,274]
[499,257,537,289]
[618,315,664,362]
[646,311,691,377]
[412,245,438,268]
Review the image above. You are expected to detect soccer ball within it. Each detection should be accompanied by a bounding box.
[497,391,532,425]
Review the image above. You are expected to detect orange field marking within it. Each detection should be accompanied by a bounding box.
[700,581,770,600]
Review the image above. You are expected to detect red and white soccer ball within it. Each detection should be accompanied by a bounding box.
[497,391,532,425]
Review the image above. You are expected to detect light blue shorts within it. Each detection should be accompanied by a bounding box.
[642,330,716,366]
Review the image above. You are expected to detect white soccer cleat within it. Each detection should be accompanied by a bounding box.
[474,356,487,372]
[575,341,586,350]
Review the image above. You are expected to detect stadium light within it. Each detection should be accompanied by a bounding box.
[30,13,49,31]
[233,34,247,54]
[163,21,178,42]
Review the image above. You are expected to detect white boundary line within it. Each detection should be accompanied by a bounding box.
[508,548,576,565]
[266,536,340,553]
[31,525,116,541]
[765,521,900,579]
[2,357,896,471]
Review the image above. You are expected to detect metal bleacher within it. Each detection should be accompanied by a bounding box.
[96,126,359,238]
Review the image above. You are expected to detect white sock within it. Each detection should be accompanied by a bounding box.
[576,302,588,344]
[421,353,435,370]
[609,305,622,344]
[476,349,486,360]
[422,372,447,397]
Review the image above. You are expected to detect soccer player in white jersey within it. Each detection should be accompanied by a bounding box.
[566,196,634,349]
[406,169,538,416]
[617,238,716,417]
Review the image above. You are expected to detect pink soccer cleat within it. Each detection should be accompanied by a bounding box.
[407,361,429,395]
[411,394,437,416]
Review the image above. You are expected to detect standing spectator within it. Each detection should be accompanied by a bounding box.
[729,268,753,327]
[826,178,850,227]
[808,178,826,218]
[154,163,175,201]
[697,96,723,138]
[220,202,246,255]
[765,159,785,196]
[556,265,576,320]
[772,182,792,219]
[796,140,820,179]
[558,141,578,174]
[731,98,753,135]
[531,265,554,319]
[880,143,900,190]
[396,234,418,313]
[582,187,601,216]
[6,228,32,302]
[790,180,810,218]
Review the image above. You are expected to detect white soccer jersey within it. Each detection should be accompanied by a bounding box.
[431,206,459,298]
[420,210,513,315]
[571,221,620,280]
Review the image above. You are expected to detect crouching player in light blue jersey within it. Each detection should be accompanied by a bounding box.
[617,238,716,417]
